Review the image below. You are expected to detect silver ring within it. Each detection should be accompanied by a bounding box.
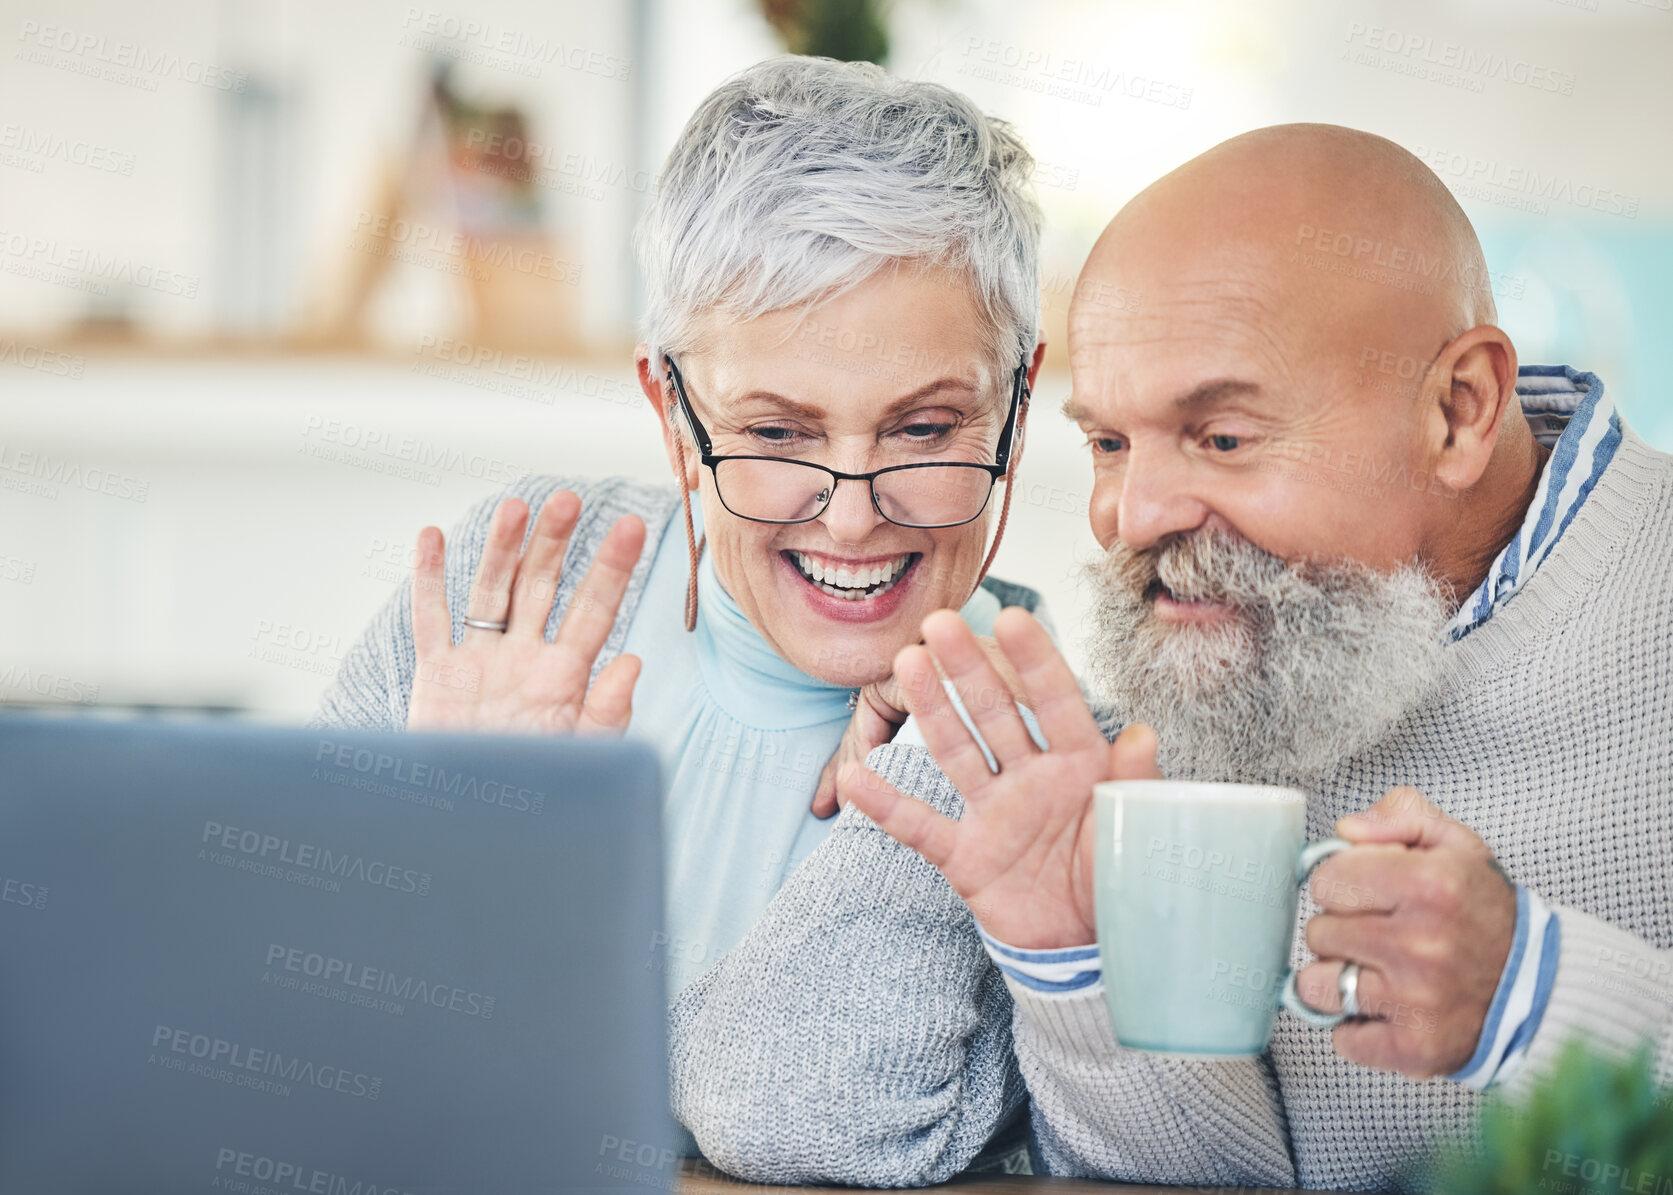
[462,617,508,633]
[1338,962,1362,1019]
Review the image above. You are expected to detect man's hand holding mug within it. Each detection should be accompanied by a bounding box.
[842,607,1517,1078]
[1296,788,1517,1077]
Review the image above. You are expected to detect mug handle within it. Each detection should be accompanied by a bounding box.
[1278,837,1352,1028]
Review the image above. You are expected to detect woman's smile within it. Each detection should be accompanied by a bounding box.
[777,548,924,624]
[786,549,916,597]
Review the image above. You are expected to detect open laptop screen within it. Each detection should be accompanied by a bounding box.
[0,714,676,1195]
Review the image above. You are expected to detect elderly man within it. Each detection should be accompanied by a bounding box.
[669,123,1671,1192]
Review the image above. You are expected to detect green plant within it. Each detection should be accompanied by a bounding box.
[1425,1041,1673,1194]
[758,0,889,65]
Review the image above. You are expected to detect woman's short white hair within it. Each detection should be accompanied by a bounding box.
[636,56,1042,379]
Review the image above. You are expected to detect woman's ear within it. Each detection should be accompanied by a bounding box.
[636,345,699,491]
[1009,336,1048,478]
[1025,336,1047,392]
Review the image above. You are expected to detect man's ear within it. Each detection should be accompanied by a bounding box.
[1424,325,1519,492]
[636,345,699,492]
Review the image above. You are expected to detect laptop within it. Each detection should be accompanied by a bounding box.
[0,713,677,1195]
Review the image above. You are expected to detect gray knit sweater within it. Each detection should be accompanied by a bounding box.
[668,423,1673,1190]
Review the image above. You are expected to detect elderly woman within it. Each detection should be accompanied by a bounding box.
[312,56,1045,1003]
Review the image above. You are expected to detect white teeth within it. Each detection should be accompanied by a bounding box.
[789,551,911,599]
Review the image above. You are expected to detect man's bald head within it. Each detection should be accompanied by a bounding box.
[1081,123,1496,349]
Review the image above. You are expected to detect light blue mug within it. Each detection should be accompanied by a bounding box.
[1093,779,1351,1055]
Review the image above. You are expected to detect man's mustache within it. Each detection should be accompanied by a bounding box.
[1094,526,1295,610]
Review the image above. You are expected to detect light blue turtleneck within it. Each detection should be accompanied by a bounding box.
[620,502,1005,997]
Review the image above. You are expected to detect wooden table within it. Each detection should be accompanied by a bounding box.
[680,1158,1346,1194]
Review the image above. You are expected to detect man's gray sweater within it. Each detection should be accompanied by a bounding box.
[670,421,1672,1190]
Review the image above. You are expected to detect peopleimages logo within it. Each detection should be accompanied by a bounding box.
[0,443,149,502]
[459,130,655,195]
[213,1146,413,1195]
[411,334,641,408]
[14,20,247,92]
[1411,144,1639,219]
[0,339,85,377]
[0,875,48,910]
[0,664,98,704]
[348,213,581,284]
[314,740,545,814]
[0,229,200,297]
[1342,23,1576,94]
[1541,1151,1673,1195]
[0,123,135,175]
[297,414,529,488]
[1292,223,1523,300]
[397,7,631,81]
[200,821,432,896]
[151,1024,383,1100]
[265,943,496,1019]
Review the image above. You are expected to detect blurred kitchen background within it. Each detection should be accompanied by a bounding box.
[2,0,1670,719]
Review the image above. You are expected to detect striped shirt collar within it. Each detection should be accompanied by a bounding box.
[1445,365,1622,642]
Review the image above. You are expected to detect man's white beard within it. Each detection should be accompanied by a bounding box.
[1083,527,1451,786]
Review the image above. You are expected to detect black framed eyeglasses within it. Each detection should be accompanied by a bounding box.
[662,354,1028,529]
